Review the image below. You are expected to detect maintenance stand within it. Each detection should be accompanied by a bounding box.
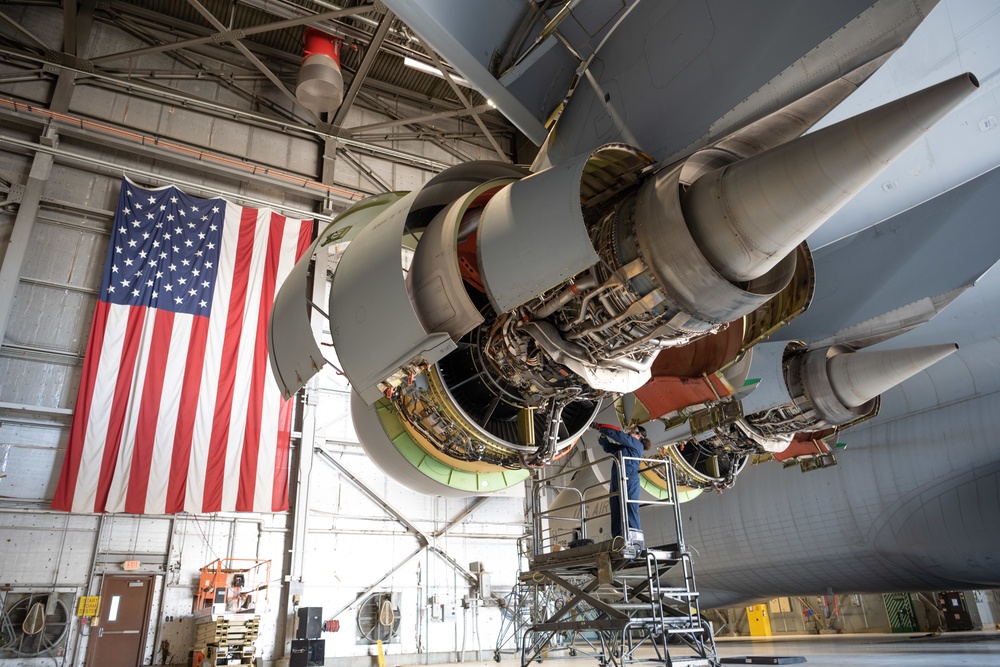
[507,450,718,667]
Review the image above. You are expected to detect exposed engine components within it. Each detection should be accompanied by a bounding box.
[269,73,976,496]
[639,340,959,492]
[742,341,960,437]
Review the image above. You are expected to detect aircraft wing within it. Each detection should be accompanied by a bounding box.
[776,165,1000,348]
[384,0,936,164]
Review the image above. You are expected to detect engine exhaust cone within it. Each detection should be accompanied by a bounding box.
[828,343,959,408]
[684,73,979,283]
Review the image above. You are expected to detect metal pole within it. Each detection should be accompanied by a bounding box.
[150,517,176,667]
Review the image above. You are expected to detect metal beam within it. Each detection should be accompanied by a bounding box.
[63,0,78,56]
[349,103,494,134]
[0,341,84,363]
[313,448,508,597]
[104,13,304,126]
[0,401,74,417]
[338,147,392,192]
[0,133,348,218]
[320,135,340,191]
[314,448,429,544]
[0,11,48,50]
[98,69,266,81]
[350,131,485,141]
[0,44,454,170]
[19,276,100,296]
[326,544,425,621]
[433,496,493,537]
[91,6,376,65]
[279,388,319,657]
[331,10,394,130]
[415,36,510,162]
[355,90,477,163]
[358,78,513,133]
[184,0,314,121]
[321,9,394,188]
[100,0,466,119]
[427,546,477,585]
[105,6,301,76]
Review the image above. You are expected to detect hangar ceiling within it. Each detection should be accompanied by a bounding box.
[0,0,517,204]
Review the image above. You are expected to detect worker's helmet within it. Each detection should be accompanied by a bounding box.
[635,425,652,449]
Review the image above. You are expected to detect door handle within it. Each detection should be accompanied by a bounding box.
[98,628,104,637]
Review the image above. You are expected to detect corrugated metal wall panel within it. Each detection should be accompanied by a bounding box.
[0,513,99,585]
[0,443,63,501]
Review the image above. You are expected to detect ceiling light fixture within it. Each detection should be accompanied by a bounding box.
[403,57,473,89]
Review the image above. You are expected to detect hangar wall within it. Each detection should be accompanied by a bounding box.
[0,4,523,666]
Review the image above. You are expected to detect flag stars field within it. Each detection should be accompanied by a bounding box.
[102,185,224,314]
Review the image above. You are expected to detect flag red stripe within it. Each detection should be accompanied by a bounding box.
[295,219,313,260]
[272,393,294,511]
[124,310,174,513]
[51,300,112,511]
[166,315,210,513]
[94,305,147,512]
[203,207,259,512]
[238,213,283,510]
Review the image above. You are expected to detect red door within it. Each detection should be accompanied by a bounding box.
[87,576,155,667]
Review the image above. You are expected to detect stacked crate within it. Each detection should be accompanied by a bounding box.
[195,614,260,666]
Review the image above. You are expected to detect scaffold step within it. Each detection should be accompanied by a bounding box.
[668,658,715,667]
[659,588,700,597]
[609,602,656,611]
[719,657,806,664]
[664,622,706,632]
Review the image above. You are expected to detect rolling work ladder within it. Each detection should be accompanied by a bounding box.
[512,451,718,667]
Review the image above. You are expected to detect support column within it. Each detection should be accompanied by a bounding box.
[0,152,53,338]
[276,229,324,665]
[0,0,96,344]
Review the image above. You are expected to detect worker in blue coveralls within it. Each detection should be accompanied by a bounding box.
[595,423,652,541]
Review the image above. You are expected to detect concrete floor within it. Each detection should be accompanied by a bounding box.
[432,631,1000,667]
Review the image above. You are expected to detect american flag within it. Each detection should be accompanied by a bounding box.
[52,177,312,514]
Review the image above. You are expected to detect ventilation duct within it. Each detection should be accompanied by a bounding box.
[296,28,344,115]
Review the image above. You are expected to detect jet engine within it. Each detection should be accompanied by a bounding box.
[269,73,976,496]
[636,341,959,494]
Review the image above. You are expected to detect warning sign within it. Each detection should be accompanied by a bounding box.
[77,596,101,617]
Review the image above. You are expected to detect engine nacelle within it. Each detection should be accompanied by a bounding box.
[268,74,976,496]
[645,341,958,491]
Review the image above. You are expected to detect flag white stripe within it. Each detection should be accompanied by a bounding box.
[186,201,244,511]
[72,304,130,512]
[104,308,158,512]
[144,313,194,514]
[222,209,272,510]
